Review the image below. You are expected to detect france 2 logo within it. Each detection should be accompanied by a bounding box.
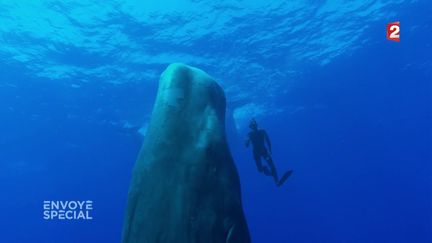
[387,22,400,42]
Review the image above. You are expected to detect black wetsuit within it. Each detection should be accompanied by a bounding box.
[247,129,278,181]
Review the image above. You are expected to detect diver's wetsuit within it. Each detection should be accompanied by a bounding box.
[247,129,278,183]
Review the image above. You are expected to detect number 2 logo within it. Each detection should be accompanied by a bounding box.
[387,22,400,42]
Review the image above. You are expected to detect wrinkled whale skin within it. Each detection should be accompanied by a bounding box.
[122,63,251,243]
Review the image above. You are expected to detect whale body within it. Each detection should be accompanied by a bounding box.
[122,63,251,243]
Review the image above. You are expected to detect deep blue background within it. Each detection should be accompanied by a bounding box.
[0,1,431,243]
[236,24,432,242]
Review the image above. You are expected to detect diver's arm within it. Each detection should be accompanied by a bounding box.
[264,131,272,153]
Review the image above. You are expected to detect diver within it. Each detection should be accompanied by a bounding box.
[245,119,293,187]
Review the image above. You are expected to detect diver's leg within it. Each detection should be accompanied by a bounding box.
[253,151,265,173]
[264,154,279,183]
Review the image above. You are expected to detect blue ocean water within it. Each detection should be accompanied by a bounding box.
[0,1,431,242]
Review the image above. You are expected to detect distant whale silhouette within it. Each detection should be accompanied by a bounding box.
[122,63,251,243]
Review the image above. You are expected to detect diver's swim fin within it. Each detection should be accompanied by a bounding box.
[277,170,293,187]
